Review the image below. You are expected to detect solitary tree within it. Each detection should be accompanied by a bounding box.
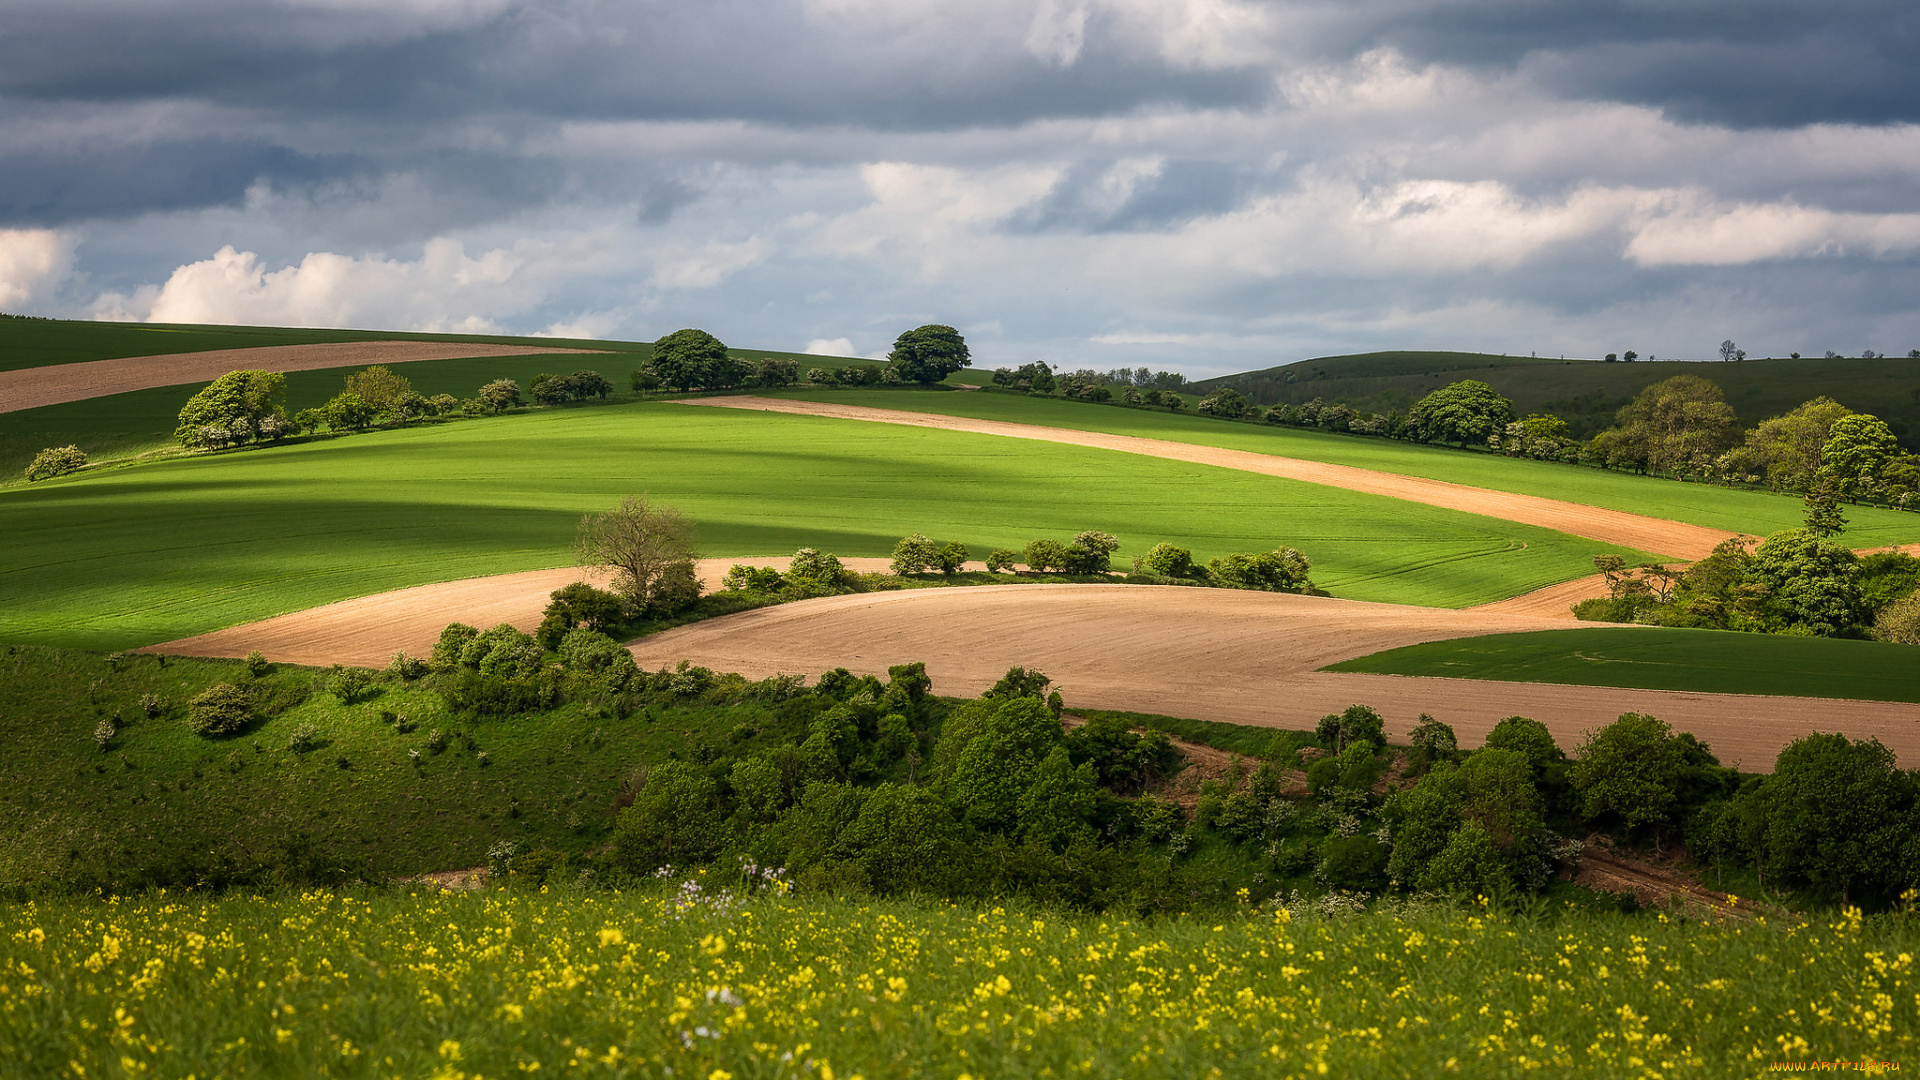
[887,324,970,385]
[576,496,701,615]
[1719,339,1741,363]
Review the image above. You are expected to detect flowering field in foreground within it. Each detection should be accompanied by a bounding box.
[1,883,1915,1079]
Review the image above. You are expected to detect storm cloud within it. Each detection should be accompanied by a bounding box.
[4,0,1918,371]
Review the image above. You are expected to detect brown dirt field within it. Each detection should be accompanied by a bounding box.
[682,397,1736,560]
[0,340,611,413]
[143,556,899,668]
[624,583,1920,769]
[1469,574,1612,616]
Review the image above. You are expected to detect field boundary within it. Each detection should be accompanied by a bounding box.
[680,396,1737,560]
[0,341,612,414]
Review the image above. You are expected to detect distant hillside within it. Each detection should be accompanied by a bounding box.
[1195,351,1920,448]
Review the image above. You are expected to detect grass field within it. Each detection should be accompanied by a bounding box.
[1324,626,1920,703]
[791,387,1920,551]
[1191,349,1920,446]
[0,401,1652,650]
[5,886,1911,1078]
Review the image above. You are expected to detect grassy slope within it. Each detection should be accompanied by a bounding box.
[0,401,1653,650]
[0,318,879,480]
[1191,349,1920,445]
[785,388,1920,551]
[1325,626,1920,703]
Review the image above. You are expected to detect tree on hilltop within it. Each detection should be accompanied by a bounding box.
[1409,380,1514,446]
[650,328,738,391]
[887,325,970,385]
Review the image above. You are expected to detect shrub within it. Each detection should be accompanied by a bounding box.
[25,445,87,481]
[1062,531,1119,574]
[983,666,1052,701]
[1315,704,1385,754]
[891,533,942,575]
[610,761,729,869]
[557,628,637,679]
[425,728,449,754]
[426,393,460,416]
[139,693,163,718]
[388,652,428,680]
[985,549,1020,573]
[1406,713,1458,766]
[721,564,786,591]
[630,369,662,392]
[478,379,522,413]
[327,666,375,703]
[1316,835,1389,891]
[431,623,480,669]
[287,723,320,753]
[1139,542,1197,578]
[1874,590,1920,644]
[1023,539,1069,574]
[1208,548,1313,592]
[93,718,115,752]
[322,392,375,431]
[937,540,969,574]
[187,683,252,737]
[788,548,855,591]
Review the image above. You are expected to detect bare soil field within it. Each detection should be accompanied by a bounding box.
[1469,574,1612,615]
[624,584,1920,769]
[144,556,898,668]
[682,397,1737,560]
[0,341,610,413]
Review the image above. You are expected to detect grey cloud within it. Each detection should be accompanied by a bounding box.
[0,133,354,225]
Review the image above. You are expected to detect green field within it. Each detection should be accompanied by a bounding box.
[0,400,1653,650]
[1325,626,1920,703]
[0,318,881,481]
[8,886,1912,1079]
[1192,349,1920,446]
[788,387,1920,551]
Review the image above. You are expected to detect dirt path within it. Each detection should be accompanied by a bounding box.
[1,341,613,413]
[682,397,1737,560]
[143,556,900,668]
[624,584,1920,769]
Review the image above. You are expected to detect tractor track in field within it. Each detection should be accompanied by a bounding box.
[1,341,613,413]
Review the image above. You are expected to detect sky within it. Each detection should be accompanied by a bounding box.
[1,0,1918,376]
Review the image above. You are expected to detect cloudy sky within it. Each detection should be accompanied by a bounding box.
[2,0,1917,374]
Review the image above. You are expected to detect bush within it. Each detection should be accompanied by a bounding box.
[287,723,320,753]
[985,549,1019,573]
[722,564,786,591]
[1023,539,1069,574]
[1874,590,1920,644]
[891,533,942,575]
[610,761,729,869]
[1139,542,1197,578]
[25,445,86,481]
[187,684,253,737]
[388,652,429,680]
[937,541,970,574]
[1315,704,1385,754]
[557,629,638,681]
[327,666,376,703]
[431,623,480,670]
[244,650,271,678]
[1208,548,1313,592]
[1062,531,1119,574]
[788,548,855,591]
[1316,835,1389,891]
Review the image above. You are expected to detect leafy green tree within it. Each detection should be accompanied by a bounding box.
[983,666,1052,701]
[341,366,414,417]
[186,683,253,737]
[1016,746,1100,848]
[1207,549,1312,592]
[1571,713,1685,840]
[537,581,627,648]
[556,629,637,681]
[1315,704,1385,754]
[753,357,801,388]
[1757,734,1915,905]
[787,547,856,591]
[891,533,941,575]
[650,328,735,390]
[1406,713,1458,769]
[1749,528,1863,635]
[887,324,971,384]
[1594,375,1735,475]
[611,761,728,869]
[1458,748,1543,842]
[575,496,702,616]
[174,370,287,447]
[1023,538,1069,573]
[477,378,522,413]
[1062,531,1119,573]
[1418,821,1513,897]
[943,697,1063,830]
[1874,588,1920,644]
[322,392,375,431]
[840,784,971,893]
[1196,387,1252,419]
[985,548,1020,573]
[936,541,969,574]
[1140,542,1197,578]
[1409,380,1515,446]
[1723,397,1851,490]
[1818,413,1900,499]
[1802,487,1847,538]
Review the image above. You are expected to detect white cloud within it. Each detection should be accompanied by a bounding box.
[804,337,856,355]
[0,229,74,309]
[1025,0,1090,66]
[1626,198,1920,266]
[96,238,531,331]
[646,238,770,290]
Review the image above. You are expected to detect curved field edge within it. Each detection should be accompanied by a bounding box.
[0,402,1656,651]
[7,888,1913,1078]
[1325,626,1920,703]
[774,387,1920,550]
